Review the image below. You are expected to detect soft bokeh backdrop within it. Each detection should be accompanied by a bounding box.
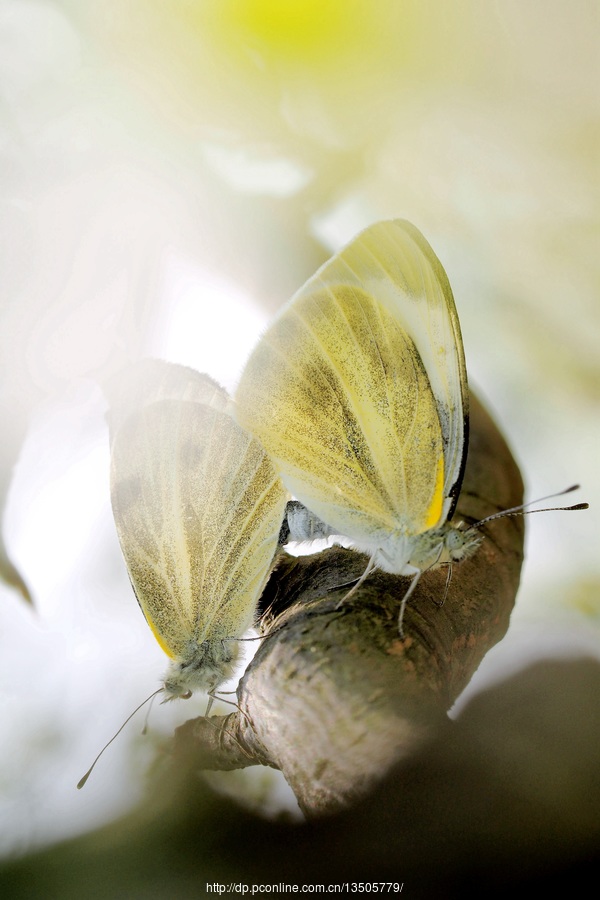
[0,0,598,855]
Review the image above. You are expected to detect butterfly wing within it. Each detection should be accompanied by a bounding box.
[105,359,231,443]
[329,220,468,522]
[235,220,467,549]
[110,368,287,660]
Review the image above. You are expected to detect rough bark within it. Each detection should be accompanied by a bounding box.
[175,392,525,815]
[3,659,599,897]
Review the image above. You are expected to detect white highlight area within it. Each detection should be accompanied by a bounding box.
[153,253,269,393]
[0,254,287,854]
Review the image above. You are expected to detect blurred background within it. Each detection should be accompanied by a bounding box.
[0,0,598,856]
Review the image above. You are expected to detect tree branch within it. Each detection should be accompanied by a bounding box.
[175,392,525,815]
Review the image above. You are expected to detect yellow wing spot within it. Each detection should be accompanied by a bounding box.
[147,617,177,658]
[424,453,445,530]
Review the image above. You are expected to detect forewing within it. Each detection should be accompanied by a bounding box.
[110,394,287,659]
[314,219,468,521]
[236,292,445,543]
[105,359,231,444]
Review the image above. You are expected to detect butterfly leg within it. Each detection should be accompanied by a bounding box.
[397,570,423,637]
[202,697,254,760]
[433,563,453,609]
[335,551,378,609]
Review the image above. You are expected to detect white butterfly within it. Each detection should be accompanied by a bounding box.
[108,360,288,700]
[235,219,482,630]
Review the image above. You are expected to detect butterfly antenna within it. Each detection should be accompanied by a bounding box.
[141,691,159,736]
[77,688,163,789]
[473,484,588,528]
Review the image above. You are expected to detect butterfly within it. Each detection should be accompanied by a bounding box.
[235,219,483,631]
[107,359,288,701]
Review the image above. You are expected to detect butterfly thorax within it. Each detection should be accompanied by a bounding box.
[284,503,483,577]
[162,638,240,699]
[372,522,483,575]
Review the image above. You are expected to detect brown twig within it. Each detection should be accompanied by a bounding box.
[174,392,525,815]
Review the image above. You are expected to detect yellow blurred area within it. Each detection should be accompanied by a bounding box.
[207,0,380,67]
[72,0,597,134]
[69,1,472,146]
[49,0,599,406]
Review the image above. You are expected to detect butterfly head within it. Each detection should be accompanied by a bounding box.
[441,522,484,563]
[161,639,239,701]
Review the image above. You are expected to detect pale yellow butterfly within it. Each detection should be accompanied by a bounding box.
[235,221,589,631]
[108,360,288,700]
[235,219,482,629]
